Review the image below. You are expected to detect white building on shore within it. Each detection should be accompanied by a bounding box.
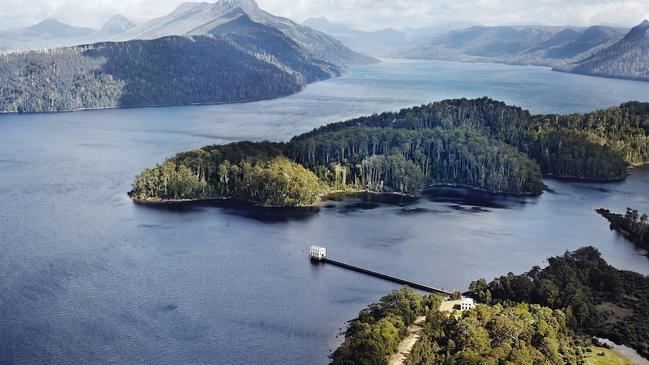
[460,297,475,311]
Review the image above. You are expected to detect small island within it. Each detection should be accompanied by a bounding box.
[597,208,649,256]
[131,98,649,207]
[331,247,649,364]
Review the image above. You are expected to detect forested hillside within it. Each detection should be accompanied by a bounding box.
[469,247,649,359]
[331,248,649,364]
[286,126,543,195]
[556,20,649,82]
[298,98,649,180]
[130,98,649,207]
[407,303,588,364]
[331,287,609,365]
[0,33,340,113]
[331,288,435,364]
[0,0,374,113]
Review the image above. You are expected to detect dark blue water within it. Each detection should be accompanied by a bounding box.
[1,59,649,364]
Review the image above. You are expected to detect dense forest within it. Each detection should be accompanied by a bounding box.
[131,98,649,206]
[286,126,544,195]
[0,33,340,113]
[331,248,647,364]
[331,288,437,365]
[130,141,323,207]
[597,208,649,255]
[407,303,588,364]
[469,246,649,359]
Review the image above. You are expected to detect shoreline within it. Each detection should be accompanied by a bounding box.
[544,173,627,183]
[0,89,306,115]
[544,163,649,183]
[0,61,363,115]
[129,183,543,208]
[396,56,649,84]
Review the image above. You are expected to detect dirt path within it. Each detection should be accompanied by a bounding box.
[387,316,427,365]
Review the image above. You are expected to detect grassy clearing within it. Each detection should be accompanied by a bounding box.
[584,346,634,365]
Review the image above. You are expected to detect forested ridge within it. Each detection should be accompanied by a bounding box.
[130,98,649,207]
[0,34,341,113]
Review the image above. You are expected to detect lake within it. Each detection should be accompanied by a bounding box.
[1,59,649,364]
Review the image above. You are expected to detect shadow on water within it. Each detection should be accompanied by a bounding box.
[398,207,451,215]
[133,186,536,222]
[423,186,537,210]
[323,192,420,214]
[133,199,321,223]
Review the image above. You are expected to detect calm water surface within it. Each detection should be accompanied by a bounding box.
[1,59,649,364]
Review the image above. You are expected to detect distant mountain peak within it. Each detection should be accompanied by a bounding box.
[27,18,66,29]
[100,15,136,34]
[624,19,649,41]
[120,0,374,67]
[633,19,649,30]
[106,15,132,23]
[304,17,332,25]
[214,0,259,12]
[24,18,95,37]
[216,0,259,9]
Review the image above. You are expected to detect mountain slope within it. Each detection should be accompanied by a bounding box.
[302,17,407,57]
[97,15,136,36]
[123,0,374,68]
[0,35,312,113]
[0,1,371,113]
[402,25,626,67]
[555,20,649,82]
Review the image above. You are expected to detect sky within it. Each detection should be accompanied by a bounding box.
[0,0,648,31]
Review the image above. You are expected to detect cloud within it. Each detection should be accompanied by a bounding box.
[0,0,647,30]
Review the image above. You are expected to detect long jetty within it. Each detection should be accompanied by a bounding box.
[316,256,452,296]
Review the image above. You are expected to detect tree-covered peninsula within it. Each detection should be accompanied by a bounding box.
[597,208,649,255]
[469,247,649,360]
[130,98,649,207]
[330,247,649,364]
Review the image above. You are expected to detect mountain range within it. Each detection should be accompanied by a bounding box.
[0,0,374,113]
[301,17,475,57]
[555,20,649,82]
[397,24,628,67]
[120,0,370,68]
[0,16,136,52]
[306,17,649,82]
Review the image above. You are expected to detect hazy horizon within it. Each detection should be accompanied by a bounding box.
[0,0,647,32]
